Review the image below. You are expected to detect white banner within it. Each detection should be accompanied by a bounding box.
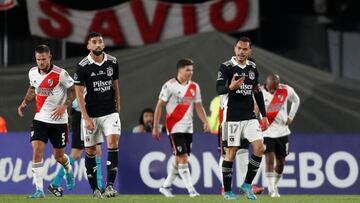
[26,0,258,46]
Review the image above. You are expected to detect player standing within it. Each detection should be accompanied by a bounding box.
[74,32,121,198]
[216,37,269,200]
[152,58,210,197]
[17,45,75,199]
[261,73,300,197]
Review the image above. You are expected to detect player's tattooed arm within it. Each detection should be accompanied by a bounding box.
[113,79,120,113]
[18,86,35,117]
[63,85,75,107]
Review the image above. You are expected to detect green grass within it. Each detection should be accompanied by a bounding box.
[0,195,360,203]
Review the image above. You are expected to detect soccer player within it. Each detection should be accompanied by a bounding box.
[261,73,300,197]
[48,99,103,197]
[74,32,121,198]
[208,95,264,195]
[17,45,75,199]
[216,37,269,200]
[152,58,210,198]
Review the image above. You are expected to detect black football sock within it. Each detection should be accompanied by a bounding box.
[222,160,233,192]
[85,153,98,191]
[245,154,262,184]
[106,148,118,187]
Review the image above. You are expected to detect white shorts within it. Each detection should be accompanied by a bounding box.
[81,112,121,147]
[222,119,262,147]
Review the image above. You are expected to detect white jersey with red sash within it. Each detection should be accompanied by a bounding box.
[28,65,74,124]
[260,84,300,138]
[159,78,202,134]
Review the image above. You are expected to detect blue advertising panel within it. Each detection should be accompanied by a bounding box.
[0,132,359,194]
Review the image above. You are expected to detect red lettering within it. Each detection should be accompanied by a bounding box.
[182,5,197,35]
[88,10,125,45]
[210,0,249,32]
[38,0,72,38]
[131,0,171,44]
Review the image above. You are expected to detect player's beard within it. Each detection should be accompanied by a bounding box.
[92,49,103,56]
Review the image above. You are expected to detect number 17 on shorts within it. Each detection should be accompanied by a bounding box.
[223,121,242,147]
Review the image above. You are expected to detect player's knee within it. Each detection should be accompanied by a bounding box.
[254,144,265,155]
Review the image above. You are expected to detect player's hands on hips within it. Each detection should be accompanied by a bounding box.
[286,118,293,126]
[152,127,160,140]
[261,117,269,131]
[229,75,245,91]
[51,105,67,120]
[17,101,27,117]
[84,117,95,131]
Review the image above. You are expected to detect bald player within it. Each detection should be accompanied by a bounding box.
[260,73,300,197]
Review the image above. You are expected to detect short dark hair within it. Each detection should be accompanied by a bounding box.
[35,45,50,54]
[176,58,194,70]
[139,108,154,125]
[87,32,102,41]
[236,36,252,47]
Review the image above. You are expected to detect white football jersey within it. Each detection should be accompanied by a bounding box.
[28,65,74,124]
[261,84,300,138]
[159,78,202,134]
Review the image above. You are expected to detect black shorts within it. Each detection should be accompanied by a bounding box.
[264,136,289,157]
[169,133,192,156]
[71,110,84,149]
[31,120,68,149]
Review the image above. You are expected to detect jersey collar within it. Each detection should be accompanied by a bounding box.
[87,52,108,66]
[231,56,249,69]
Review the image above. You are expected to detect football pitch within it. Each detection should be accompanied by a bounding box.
[1,194,360,203]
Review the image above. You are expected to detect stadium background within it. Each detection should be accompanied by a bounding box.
[0,0,359,197]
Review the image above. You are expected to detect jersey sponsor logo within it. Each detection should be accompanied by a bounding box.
[93,79,113,93]
[107,67,113,77]
[236,83,253,96]
[36,88,54,96]
[97,70,105,76]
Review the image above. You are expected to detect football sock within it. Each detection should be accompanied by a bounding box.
[178,163,195,193]
[32,161,44,192]
[85,153,98,191]
[245,155,262,184]
[96,156,103,189]
[163,160,178,188]
[106,148,118,187]
[222,160,233,192]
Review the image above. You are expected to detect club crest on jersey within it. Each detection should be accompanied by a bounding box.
[277,94,284,101]
[249,70,255,80]
[107,67,113,76]
[48,79,53,87]
[190,89,195,97]
[177,146,182,152]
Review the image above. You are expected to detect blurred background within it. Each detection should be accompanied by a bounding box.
[0,0,359,132]
[0,0,359,195]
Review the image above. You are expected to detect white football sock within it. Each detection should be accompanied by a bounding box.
[32,162,44,192]
[162,161,178,188]
[219,156,224,187]
[178,163,195,193]
[236,148,249,185]
[274,172,282,188]
[62,154,72,173]
[265,172,275,193]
